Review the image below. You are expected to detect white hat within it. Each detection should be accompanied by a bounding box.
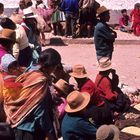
[23,7,37,19]
[98,57,112,71]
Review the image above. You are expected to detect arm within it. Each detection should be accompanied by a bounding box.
[97,24,117,41]
[12,43,20,59]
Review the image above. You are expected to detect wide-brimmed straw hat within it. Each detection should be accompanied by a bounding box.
[96,124,120,140]
[23,7,37,19]
[98,57,112,71]
[121,126,140,136]
[96,6,109,17]
[69,64,88,78]
[53,79,70,95]
[0,28,16,43]
[65,91,90,113]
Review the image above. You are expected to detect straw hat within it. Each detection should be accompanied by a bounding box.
[96,6,109,17]
[98,57,112,71]
[0,28,16,43]
[121,126,140,136]
[96,124,120,140]
[23,7,37,19]
[65,91,90,113]
[53,79,70,95]
[134,103,140,111]
[69,64,88,78]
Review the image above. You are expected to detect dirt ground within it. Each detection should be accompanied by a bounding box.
[43,43,140,88]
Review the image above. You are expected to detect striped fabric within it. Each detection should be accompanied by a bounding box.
[2,70,48,127]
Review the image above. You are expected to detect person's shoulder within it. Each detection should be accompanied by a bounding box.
[95,22,106,30]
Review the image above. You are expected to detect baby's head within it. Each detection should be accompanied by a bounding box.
[1,54,20,75]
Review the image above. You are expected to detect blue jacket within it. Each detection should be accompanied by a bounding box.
[61,113,97,140]
[60,0,79,15]
[94,21,117,59]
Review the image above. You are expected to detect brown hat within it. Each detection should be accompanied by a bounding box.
[53,79,70,95]
[65,91,90,113]
[96,124,120,140]
[96,6,109,17]
[69,64,88,78]
[98,57,112,71]
[0,28,16,43]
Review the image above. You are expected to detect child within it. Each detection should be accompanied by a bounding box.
[119,9,132,33]
[53,79,73,119]
[1,54,23,98]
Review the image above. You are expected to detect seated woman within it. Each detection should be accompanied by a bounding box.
[95,57,130,115]
[69,64,113,125]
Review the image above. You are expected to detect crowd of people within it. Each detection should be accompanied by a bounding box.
[0,0,140,140]
[119,3,140,36]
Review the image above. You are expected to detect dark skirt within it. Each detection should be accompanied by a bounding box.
[14,129,34,140]
[18,46,33,67]
[79,7,97,25]
[85,103,113,126]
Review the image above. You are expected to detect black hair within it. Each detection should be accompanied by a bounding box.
[26,1,33,7]
[121,9,127,14]
[39,48,61,67]
[0,40,14,53]
[0,18,16,30]
[134,3,140,8]
[0,3,4,9]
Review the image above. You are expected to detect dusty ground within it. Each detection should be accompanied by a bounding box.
[43,43,140,88]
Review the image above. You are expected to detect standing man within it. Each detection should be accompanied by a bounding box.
[94,6,117,61]
[60,0,79,38]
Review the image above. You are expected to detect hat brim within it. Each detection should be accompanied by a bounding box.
[109,125,120,140]
[69,73,88,78]
[23,15,37,19]
[98,64,112,72]
[53,83,67,95]
[0,36,16,43]
[65,92,90,113]
[97,9,109,17]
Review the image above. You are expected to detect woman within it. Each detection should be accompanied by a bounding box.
[1,48,62,140]
[0,28,17,123]
[0,28,16,63]
[1,17,33,67]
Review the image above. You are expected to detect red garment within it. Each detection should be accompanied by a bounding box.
[130,9,140,35]
[119,15,131,27]
[80,79,104,106]
[2,73,23,89]
[130,9,140,23]
[95,74,118,102]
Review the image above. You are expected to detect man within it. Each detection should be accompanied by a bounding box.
[95,57,130,114]
[61,90,97,140]
[94,6,117,61]
[69,64,113,125]
[60,0,79,38]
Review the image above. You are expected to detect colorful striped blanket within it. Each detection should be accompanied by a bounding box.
[1,70,48,127]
